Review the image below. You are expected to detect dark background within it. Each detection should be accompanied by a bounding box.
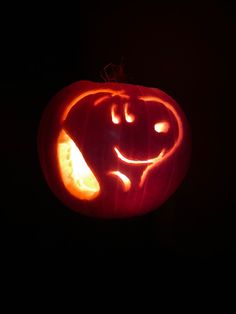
[2,1,236,258]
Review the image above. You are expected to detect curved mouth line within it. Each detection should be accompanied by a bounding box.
[114,146,165,165]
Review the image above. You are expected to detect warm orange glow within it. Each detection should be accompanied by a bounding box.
[154,121,170,133]
[94,95,110,106]
[111,104,121,124]
[139,149,165,187]
[114,146,165,165]
[62,89,129,122]
[138,96,184,187]
[59,89,184,193]
[57,129,100,200]
[124,103,135,123]
[108,171,131,192]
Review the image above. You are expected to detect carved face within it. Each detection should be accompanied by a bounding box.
[38,81,191,218]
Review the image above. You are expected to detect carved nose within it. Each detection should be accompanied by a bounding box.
[154,121,170,133]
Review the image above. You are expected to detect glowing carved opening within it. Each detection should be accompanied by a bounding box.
[154,121,170,133]
[94,95,110,106]
[108,171,131,191]
[57,129,100,200]
[111,104,121,124]
[114,147,165,165]
[60,88,184,192]
[62,89,129,122]
[138,96,184,187]
[124,103,135,123]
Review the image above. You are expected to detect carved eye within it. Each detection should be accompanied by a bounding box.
[154,121,170,133]
[111,104,121,124]
[124,103,135,123]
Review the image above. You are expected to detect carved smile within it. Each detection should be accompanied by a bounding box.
[108,146,166,191]
[114,146,165,165]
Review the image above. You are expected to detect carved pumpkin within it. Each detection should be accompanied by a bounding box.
[38,81,191,218]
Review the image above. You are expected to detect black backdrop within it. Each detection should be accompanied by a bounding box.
[2,1,236,258]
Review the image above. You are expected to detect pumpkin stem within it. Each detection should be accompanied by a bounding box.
[100,57,127,82]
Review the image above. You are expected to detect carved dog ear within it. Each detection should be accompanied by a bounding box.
[57,129,100,201]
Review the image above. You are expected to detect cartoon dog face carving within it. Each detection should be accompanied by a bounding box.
[38,81,191,218]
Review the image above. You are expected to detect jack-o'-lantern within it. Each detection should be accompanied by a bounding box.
[38,80,191,218]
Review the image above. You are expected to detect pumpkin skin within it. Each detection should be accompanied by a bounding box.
[38,81,191,218]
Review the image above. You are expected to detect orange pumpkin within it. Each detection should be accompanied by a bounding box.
[38,81,191,218]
